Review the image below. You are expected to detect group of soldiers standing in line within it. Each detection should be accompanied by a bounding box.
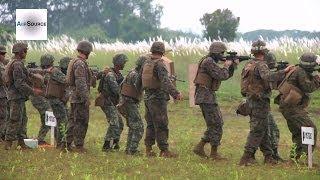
[0,39,319,166]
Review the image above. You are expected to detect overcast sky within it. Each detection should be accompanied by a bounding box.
[155,0,320,34]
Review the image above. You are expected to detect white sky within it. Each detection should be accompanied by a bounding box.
[155,0,320,34]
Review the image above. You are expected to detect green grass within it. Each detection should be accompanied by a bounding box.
[1,50,320,179]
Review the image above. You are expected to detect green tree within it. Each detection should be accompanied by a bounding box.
[200,9,240,41]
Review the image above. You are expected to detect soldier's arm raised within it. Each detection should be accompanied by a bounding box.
[204,58,230,80]
[74,63,89,102]
[257,62,286,82]
[156,61,180,99]
[297,71,320,93]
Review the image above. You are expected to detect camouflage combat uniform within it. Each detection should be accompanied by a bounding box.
[194,56,234,148]
[97,68,123,150]
[30,95,51,142]
[0,59,8,140]
[46,66,68,147]
[278,65,319,158]
[136,55,180,153]
[65,56,91,149]
[119,66,145,154]
[5,59,33,143]
[241,59,285,161]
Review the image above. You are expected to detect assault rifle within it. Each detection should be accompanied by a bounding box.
[27,62,38,68]
[221,51,252,63]
[276,60,289,71]
[169,75,185,82]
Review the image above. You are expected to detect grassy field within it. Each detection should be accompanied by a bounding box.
[1,49,320,179]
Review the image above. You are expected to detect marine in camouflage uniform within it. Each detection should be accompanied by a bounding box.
[0,45,8,141]
[4,43,42,150]
[30,55,52,145]
[136,42,183,158]
[118,55,147,155]
[42,54,68,148]
[96,53,127,152]
[277,53,320,160]
[65,41,93,152]
[238,40,293,166]
[193,42,236,160]
[264,52,283,161]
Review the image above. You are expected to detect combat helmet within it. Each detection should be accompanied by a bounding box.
[209,42,227,54]
[40,54,55,67]
[150,41,165,54]
[113,53,128,65]
[251,40,268,55]
[12,42,28,53]
[299,52,317,70]
[76,40,93,55]
[59,56,72,69]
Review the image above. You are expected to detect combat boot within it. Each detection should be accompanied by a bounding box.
[113,139,120,150]
[146,146,157,157]
[272,148,285,162]
[210,146,227,160]
[159,150,178,158]
[18,139,31,150]
[4,140,13,150]
[73,146,87,153]
[264,155,278,165]
[193,140,208,158]
[239,151,256,166]
[102,140,112,152]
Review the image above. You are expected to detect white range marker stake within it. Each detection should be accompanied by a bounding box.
[301,127,314,169]
[45,111,57,146]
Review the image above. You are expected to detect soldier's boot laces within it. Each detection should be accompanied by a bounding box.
[210,146,227,160]
[4,140,13,150]
[264,155,278,165]
[239,151,256,166]
[18,139,31,150]
[159,150,178,158]
[193,140,208,158]
[102,140,112,152]
[145,146,157,157]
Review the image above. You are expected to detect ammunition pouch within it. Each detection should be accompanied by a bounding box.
[45,79,65,99]
[121,82,140,99]
[94,93,105,107]
[236,99,251,116]
[279,81,303,105]
[142,59,161,89]
[194,72,221,91]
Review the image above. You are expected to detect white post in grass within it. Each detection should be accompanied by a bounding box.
[45,111,57,146]
[301,127,314,169]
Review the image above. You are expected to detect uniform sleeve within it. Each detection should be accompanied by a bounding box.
[74,63,89,102]
[203,59,230,80]
[51,69,66,84]
[135,69,143,92]
[12,63,34,96]
[257,62,286,83]
[105,74,120,96]
[156,61,180,98]
[297,71,320,93]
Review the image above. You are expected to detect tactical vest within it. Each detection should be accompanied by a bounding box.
[142,58,161,89]
[4,59,18,87]
[121,82,140,99]
[278,67,303,105]
[193,57,221,91]
[240,61,269,97]
[45,67,66,99]
[66,58,91,87]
